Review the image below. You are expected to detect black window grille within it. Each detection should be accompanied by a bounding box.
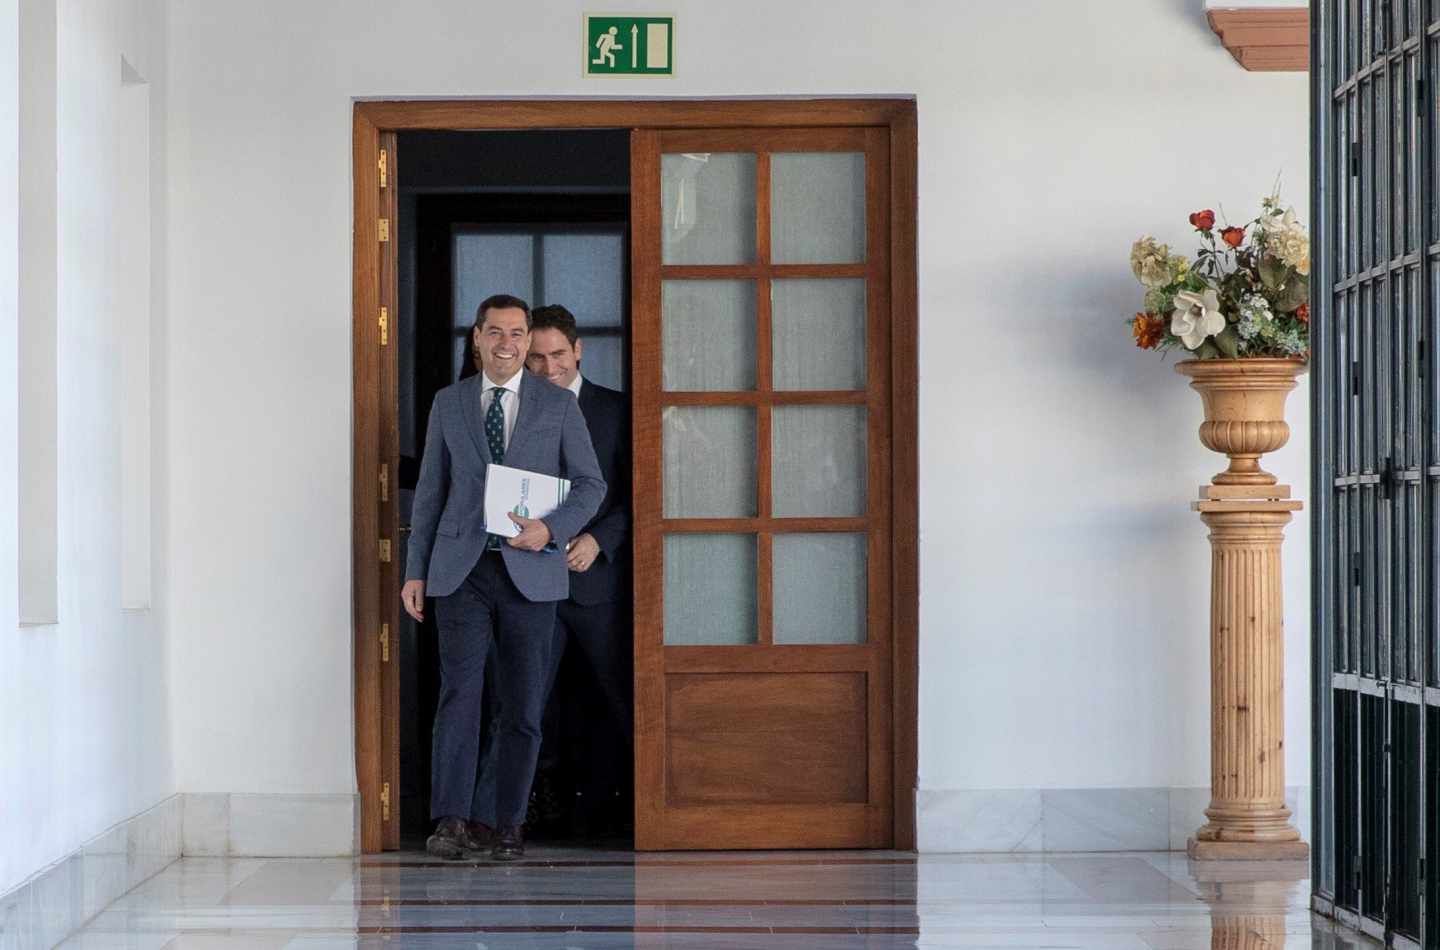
[1313,0,1435,945]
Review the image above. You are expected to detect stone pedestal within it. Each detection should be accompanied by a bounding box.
[1187,484,1309,861]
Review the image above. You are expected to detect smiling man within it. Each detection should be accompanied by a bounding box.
[401,294,605,861]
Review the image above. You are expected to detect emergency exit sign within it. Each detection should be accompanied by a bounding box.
[584,15,674,76]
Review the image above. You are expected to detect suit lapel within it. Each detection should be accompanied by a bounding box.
[504,372,545,462]
[456,375,492,466]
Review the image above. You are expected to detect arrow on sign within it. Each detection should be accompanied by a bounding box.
[631,23,639,68]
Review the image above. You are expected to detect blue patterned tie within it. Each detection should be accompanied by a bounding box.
[485,388,506,550]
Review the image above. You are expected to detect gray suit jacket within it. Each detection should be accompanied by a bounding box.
[405,372,606,602]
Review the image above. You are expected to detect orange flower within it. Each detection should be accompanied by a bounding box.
[1132,312,1164,349]
[1295,303,1310,324]
[1220,226,1246,249]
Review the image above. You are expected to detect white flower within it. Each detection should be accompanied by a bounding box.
[1171,289,1226,350]
[1264,209,1310,276]
[1130,237,1173,288]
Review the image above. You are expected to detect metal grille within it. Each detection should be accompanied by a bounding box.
[1313,0,1436,945]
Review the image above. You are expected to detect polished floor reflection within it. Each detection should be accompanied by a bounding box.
[57,849,1375,949]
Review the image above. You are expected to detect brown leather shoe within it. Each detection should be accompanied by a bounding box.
[426,817,474,860]
[465,820,494,849]
[491,825,525,861]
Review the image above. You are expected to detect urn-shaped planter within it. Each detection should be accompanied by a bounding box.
[1173,358,1308,486]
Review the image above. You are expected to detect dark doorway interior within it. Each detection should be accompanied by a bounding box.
[394,129,632,846]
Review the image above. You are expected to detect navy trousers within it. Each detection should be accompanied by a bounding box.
[472,597,632,828]
[430,550,555,828]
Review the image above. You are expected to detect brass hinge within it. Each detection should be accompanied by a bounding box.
[379,462,390,502]
[380,622,390,663]
[378,148,388,189]
[378,306,389,346]
[380,781,391,822]
[377,218,390,242]
[379,539,392,562]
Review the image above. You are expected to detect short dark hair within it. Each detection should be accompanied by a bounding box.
[474,293,531,332]
[530,305,579,346]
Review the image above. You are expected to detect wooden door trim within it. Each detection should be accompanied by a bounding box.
[350,98,919,854]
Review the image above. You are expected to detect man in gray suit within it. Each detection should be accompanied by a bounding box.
[401,294,604,861]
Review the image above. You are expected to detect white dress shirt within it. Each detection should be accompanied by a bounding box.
[480,370,523,450]
[565,374,585,398]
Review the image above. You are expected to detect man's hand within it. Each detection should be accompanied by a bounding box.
[401,579,426,622]
[566,533,601,573]
[507,513,553,552]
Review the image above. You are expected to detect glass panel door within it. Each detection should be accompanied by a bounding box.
[631,126,892,849]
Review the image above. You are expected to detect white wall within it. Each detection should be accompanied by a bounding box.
[0,0,21,895]
[163,0,1310,819]
[0,0,171,896]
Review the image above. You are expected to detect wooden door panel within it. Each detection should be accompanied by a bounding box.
[666,672,868,805]
[632,126,892,850]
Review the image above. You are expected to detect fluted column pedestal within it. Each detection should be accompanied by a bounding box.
[1187,484,1309,861]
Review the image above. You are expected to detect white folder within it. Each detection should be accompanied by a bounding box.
[483,463,571,539]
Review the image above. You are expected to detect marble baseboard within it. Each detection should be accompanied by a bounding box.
[184,793,359,857]
[0,794,182,950]
[918,786,1311,853]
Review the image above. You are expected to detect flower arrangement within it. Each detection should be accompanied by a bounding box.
[1127,194,1310,360]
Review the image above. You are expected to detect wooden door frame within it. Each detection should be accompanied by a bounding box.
[351,98,918,854]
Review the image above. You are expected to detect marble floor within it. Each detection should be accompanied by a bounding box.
[54,849,1375,950]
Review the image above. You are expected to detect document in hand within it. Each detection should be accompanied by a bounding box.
[483,463,572,538]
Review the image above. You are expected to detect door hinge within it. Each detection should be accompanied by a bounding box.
[378,218,390,242]
[379,462,390,502]
[379,538,392,563]
[380,622,390,663]
[1352,551,1362,587]
[378,148,388,189]
[1419,338,1425,378]
[1352,360,1360,395]
[381,781,391,822]
[379,306,389,346]
[1351,140,1360,178]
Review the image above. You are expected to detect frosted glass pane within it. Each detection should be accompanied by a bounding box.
[541,233,624,328]
[772,406,866,517]
[773,279,866,391]
[771,152,865,264]
[664,534,756,645]
[579,336,624,392]
[663,280,756,391]
[773,534,867,645]
[453,233,534,331]
[664,407,756,517]
[662,153,756,265]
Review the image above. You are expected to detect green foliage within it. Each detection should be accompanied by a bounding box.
[1213,326,1240,358]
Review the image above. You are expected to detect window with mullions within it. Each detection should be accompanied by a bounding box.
[451,227,628,391]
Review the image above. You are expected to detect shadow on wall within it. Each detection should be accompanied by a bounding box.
[1166,0,1221,39]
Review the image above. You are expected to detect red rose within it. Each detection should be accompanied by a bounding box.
[1220,226,1246,249]
[1189,209,1216,231]
[1295,303,1310,324]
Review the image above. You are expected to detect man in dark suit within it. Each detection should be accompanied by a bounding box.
[401,294,605,861]
[525,305,632,831]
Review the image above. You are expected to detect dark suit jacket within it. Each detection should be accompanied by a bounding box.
[405,372,605,602]
[567,379,631,607]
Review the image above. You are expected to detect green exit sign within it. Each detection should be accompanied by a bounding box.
[584,15,674,76]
